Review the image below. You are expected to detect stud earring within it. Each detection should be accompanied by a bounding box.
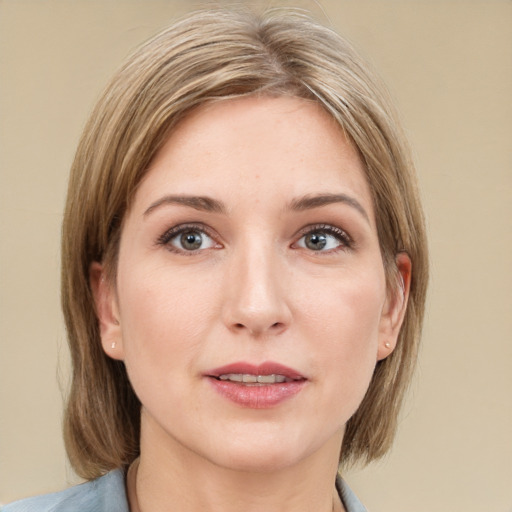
[384,342,391,349]
[111,342,116,349]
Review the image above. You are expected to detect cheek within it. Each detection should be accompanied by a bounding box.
[296,269,385,408]
[298,267,385,350]
[115,262,219,382]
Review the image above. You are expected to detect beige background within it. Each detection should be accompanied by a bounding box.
[1,1,511,510]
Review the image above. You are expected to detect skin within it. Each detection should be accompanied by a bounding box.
[91,96,410,512]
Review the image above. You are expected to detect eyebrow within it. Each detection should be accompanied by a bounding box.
[289,193,370,224]
[144,195,226,216]
[143,192,370,223]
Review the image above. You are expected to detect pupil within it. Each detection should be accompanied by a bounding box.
[306,232,327,250]
[181,231,202,250]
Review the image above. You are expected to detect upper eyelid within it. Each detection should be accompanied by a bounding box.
[296,223,352,240]
[293,224,355,251]
[156,222,219,246]
[156,222,353,248]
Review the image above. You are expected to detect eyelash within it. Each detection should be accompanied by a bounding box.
[156,223,220,254]
[295,224,354,252]
[155,223,354,254]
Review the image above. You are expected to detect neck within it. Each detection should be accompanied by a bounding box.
[127,410,346,512]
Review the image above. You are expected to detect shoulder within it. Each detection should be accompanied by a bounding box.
[2,470,129,512]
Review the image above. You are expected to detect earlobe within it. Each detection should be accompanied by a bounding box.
[89,262,124,360]
[377,252,412,361]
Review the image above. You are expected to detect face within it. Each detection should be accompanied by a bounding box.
[94,96,406,473]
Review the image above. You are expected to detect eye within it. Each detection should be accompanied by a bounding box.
[157,225,219,253]
[295,225,352,252]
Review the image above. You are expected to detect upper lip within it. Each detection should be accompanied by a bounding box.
[206,361,306,380]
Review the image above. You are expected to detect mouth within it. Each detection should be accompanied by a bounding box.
[206,361,306,384]
[205,362,307,408]
[216,373,295,384]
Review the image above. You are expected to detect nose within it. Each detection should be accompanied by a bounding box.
[222,241,292,337]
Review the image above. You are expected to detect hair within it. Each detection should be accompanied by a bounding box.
[61,7,428,479]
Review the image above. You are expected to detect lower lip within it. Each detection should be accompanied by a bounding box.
[207,378,306,408]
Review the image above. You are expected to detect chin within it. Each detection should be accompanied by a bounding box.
[200,424,334,474]
[209,443,306,474]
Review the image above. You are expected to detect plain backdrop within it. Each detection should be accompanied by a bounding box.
[1,1,511,511]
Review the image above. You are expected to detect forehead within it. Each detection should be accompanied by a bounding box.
[133,96,374,219]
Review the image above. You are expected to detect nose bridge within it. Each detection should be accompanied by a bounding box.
[223,232,290,336]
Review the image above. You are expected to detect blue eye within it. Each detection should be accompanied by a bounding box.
[296,226,351,252]
[159,226,217,252]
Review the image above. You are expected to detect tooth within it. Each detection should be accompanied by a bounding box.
[217,373,294,384]
[257,374,276,383]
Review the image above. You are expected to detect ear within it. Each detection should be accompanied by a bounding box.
[377,252,412,361]
[89,262,124,361]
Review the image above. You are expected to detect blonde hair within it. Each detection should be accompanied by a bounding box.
[62,7,428,479]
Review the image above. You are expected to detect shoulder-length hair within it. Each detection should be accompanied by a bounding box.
[62,7,428,479]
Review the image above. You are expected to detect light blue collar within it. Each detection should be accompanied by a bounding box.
[3,469,366,512]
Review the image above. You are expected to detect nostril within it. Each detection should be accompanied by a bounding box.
[269,322,287,333]
[232,321,284,334]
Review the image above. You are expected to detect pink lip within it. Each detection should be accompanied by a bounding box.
[206,361,305,380]
[205,361,307,409]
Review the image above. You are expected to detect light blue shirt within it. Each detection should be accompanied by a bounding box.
[3,470,367,512]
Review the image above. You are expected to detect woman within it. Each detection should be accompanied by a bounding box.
[4,7,428,512]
